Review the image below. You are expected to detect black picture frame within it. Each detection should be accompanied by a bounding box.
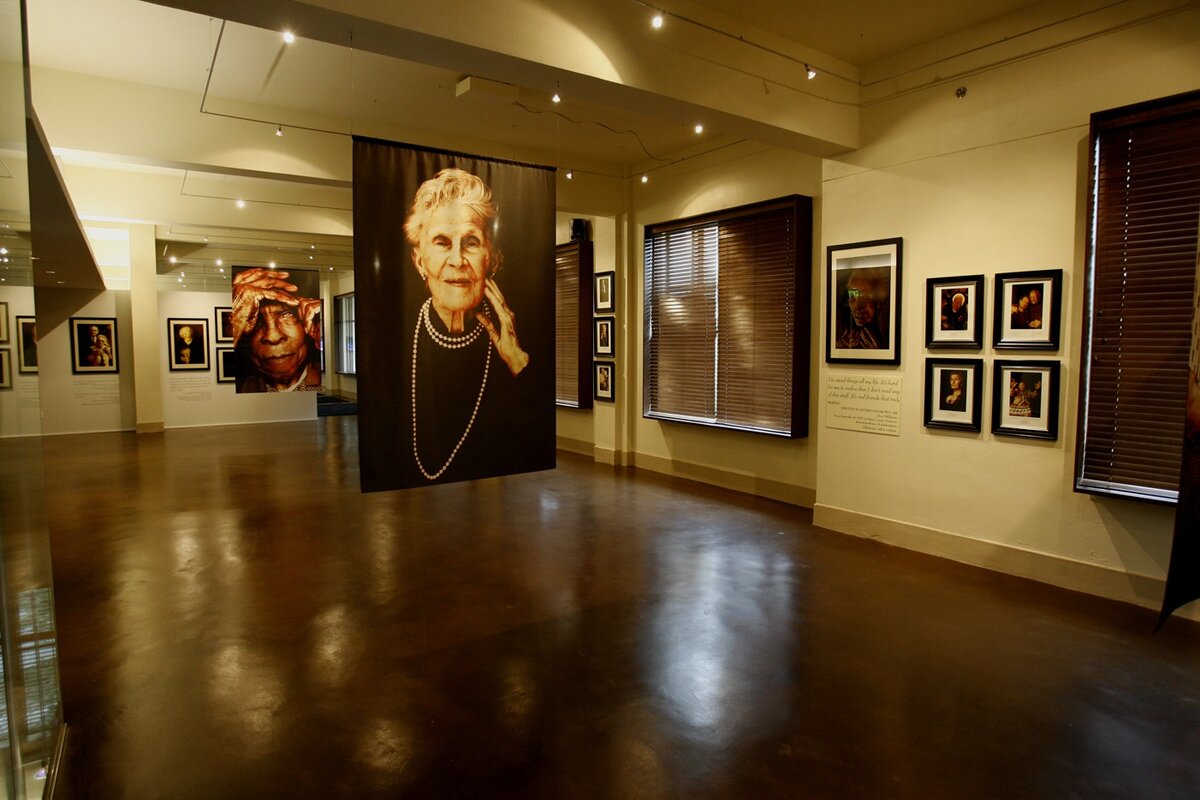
[594,315,615,357]
[167,318,210,371]
[992,359,1060,440]
[215,307,234,343]
[993,269,1062,350]
[0,349,10,389]
[594,361,614,402]
[215,347,236,383]
[826,237,903,365]
[69,316,119,374]
[926,275,984,349]
[594,271,615,313]
[15,316,36,374]
[0,301,8,343]
[923,357,983,432]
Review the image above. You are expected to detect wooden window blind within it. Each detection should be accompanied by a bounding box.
[556,240,593,408]
[334,292,356,375]
[1076,90,1200,503]
[644,195,811,437]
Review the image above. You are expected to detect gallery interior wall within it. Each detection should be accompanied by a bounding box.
[0,287,41,437]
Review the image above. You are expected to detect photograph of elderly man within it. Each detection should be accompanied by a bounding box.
[836,267,890,350]
[352,139,555,491]
[230,266,323,393]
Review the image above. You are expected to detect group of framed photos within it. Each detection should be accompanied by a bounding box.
[593,270,615,402]
[923,269,1063,440]
[0,303,120,387]
[168,307,236,382]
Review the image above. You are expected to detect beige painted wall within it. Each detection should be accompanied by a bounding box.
[814,6,1200,614]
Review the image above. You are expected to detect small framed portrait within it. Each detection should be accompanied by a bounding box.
[69,317,119,374]
[215,348,237,383]
[0,301,9,343]
[214,307,235,343]
[16,316,37,374]
[923,358,983,432]
[167,318,210,371]
[594,315,616,357]
[826,237,903,365]
[992,360,1060,440]
[594,361,615,402]
[926,275,984,349]
[0,350,11,389]
[594,271,615,313]
[993,269,1062,349]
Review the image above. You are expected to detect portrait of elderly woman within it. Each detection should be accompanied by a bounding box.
[230,266,323,392]
[352,140,556,491]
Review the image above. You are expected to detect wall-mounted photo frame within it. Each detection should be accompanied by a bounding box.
[924,357,983,432]
[0,301,9,344]
[594,315,615,357]
[215,347,236,383]
[826,237,903,365]
[993,359,1060,440]
[214,306,234,343]
[993,269,1062,350]
[69,316,119,374]
[16,316,37,373]
[594,271,615,313]
[167,317,210,371]
[926,275,984,349]
[594,361,615,402]
[0,349,11,389]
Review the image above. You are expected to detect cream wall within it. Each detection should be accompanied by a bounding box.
[813,6,1200,617]
[628,143,823,506]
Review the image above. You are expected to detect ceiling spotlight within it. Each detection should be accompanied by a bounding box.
[236,199,245,209]
[552,91,561,104]
[651,13,664,29]
[269,261,276,268]
[328,267,334,271]
[282,31,295,44]
[694,123,704,134]
[204,236,209,242]
[180,272,186,277]
[310,244,316,250]
[219,268,225,273]
[169,256,177,264]
[275,125,283,137]
[309,255,314,260]
[215,258,223,266]
[0,247,7,254]
[565,170,573,180]
[806,64,817,80]
[641,174,649,184]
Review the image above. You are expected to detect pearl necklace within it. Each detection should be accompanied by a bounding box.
[411,298,491,481]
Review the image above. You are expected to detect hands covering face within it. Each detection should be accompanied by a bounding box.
[231,268,321,346]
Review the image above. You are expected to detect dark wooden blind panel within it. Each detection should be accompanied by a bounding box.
[555,240,592,408]
[1078,92,1200,502]
[644,196,809,437]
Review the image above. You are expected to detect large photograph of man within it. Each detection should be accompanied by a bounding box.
[353,137,555,491]
[825,238,903,365]
[230,266,323,393]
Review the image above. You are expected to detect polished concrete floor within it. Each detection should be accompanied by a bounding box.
[25,417,1200,798]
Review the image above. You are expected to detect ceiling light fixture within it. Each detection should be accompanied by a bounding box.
[236,199,245,209]
[566,170,573,180]
[641,175,649,184]
[215,259,223,266]
[275,125,283,137]
[0,247,7,254]
[694,123,704,134]
[651,13,664,29]
[282,31,295,44]
[169,256,177,264]
[806,64,817,80]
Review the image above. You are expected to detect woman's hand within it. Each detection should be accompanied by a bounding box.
[231,268,299,345]
[477,278,529,376]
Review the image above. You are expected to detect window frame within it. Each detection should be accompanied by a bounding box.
[555,239,594,409]
[642,194,811,438]
[333,291,356,376]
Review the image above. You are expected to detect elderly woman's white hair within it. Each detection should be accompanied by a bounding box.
[403,168,503,275]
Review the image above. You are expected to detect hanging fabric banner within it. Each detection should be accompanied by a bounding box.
[230,266,324,393]
[1160,223,1200,625]
[352,137,556,491]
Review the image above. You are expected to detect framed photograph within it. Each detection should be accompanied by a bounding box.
[993,269,1062,349]
[594,271,615,313]
[69,317,119,374]
[594,316,615,357]
[0,301,8,343]
[993,360,1060,440]
[924,358,983,432]
[16,316,37,374]
[167,318,210,371]
[826,237,902,365]
[214,307,234,343]
[594,361,615,402]
[926,275,984,349]
[215,347,236,383]
[0,350,10,389]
